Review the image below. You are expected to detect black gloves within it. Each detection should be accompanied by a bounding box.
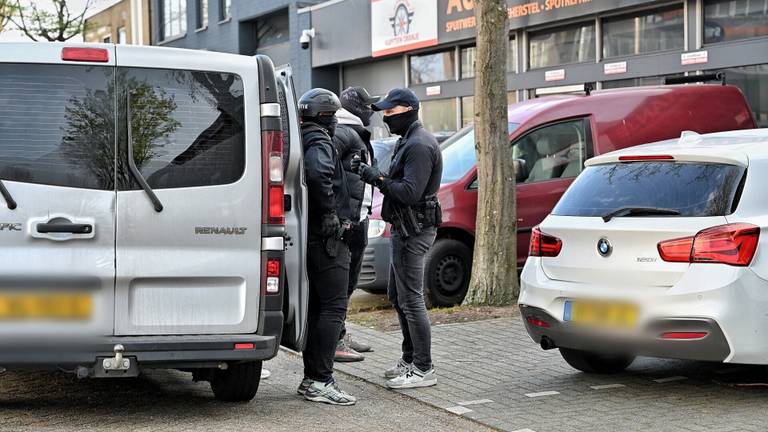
[350,154,362,173]
[359,163,383,185]
[320,212,340,238]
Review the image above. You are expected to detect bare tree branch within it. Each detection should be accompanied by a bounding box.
[7,0,91,42]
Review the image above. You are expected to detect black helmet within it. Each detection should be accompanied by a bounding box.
[298,88,341,118]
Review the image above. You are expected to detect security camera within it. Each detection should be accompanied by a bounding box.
[300,28,315,50]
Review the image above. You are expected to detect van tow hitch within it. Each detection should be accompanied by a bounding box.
[93,344,139,378]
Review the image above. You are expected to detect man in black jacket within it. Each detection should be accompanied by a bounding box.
[356,88,443,390]
[332,87,379,362]
[297,88,357,406]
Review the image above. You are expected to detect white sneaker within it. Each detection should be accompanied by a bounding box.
[384,358,412,379]
[386,366,437,389]
[304,380,357,406]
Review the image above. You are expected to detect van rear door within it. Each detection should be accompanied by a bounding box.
[275,65,309,351]
[113,46,261,335]
[0,44,117,336]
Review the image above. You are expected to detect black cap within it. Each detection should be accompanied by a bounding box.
[372,87,420,111]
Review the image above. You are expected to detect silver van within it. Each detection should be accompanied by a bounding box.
[0,43,308,401]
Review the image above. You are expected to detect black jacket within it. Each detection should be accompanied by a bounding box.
[380,121,442,219]
[302,122,354,232]
[333,123,373,219]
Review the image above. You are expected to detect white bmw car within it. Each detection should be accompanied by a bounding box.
[519,129,768,373]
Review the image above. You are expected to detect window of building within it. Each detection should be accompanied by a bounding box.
[710,64,768,127]
[219,0,231,21]
[529,23,595,69]
[121,68,245,189]
[162,0,186,39]
[460,38,517,79]
[460,93,518,127]
[197,0,208,29]
[602,5,685,58]
[419,98,457,133]
[118,27,127,44]
[252,9,290,66]
[103,35,112,43]
[704,0,768,44]
[410,50,456,85]
[0,64,115,190]
[601,73,684,89]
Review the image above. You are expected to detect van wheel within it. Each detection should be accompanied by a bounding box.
[425,238,472,308]
[210,361,262,402]
[559,348,634,374]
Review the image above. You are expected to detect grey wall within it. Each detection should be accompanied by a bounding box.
[342,57,405,97]
[309,0,372,68]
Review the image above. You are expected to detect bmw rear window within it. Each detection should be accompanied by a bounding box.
[552,162,746,217]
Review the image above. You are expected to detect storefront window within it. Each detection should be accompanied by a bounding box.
[410,50,456,85]
[704,0,768,44]
[710,64,768,127]
[529,23,595,69]
[460,93,518,127]
[420,98,457,133]
[602,5,685,58]
[601,74,684,89]
[460,38,517,79]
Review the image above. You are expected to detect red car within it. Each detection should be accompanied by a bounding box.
[359,83,756,306]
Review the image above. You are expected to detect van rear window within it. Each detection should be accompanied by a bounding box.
[552,162,745,217]
[0,64,115,190]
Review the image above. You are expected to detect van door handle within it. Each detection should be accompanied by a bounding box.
[37,223,93,234]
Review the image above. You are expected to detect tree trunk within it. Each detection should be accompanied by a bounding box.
[463,0,517,306]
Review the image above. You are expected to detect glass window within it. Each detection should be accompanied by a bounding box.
[257,10,289,47]
[711,64,768,127]
[118,27,127,44]
[460,38,517,79]
[121,69,245,190]
[601,73,684,89]
[553,162,745,217]
[514,120,591,183]
[439,122,520,184]
[704,0,768,44]
[197,0,208,29]
[219,0,231,21]
[529,23,595,69]
[461,92,518,127]
[162,0,187,39]
[419,98,458,134]
[103,35,111,43]
[0,64,115,190]
[602,5,685,58]
[410,50,456,85]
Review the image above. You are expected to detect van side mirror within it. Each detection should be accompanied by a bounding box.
[513,159,528,182]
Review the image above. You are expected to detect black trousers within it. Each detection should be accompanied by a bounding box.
[340,218,368,340]
[303,237,350,383]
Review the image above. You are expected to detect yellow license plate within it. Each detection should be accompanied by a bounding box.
[0,293,92,320]
[564,300,638,328]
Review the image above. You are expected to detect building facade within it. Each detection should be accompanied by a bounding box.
[304,0,768,134]
[85,0,151,45]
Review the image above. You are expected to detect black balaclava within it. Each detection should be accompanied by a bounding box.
[341,88,374,126]
[313,115,338,137]
[383,109,419,136]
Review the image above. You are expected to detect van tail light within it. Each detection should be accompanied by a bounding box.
[658,223,760,266]
[262,131,285,225]
[263,257,282,295]
[61,47,109,62]
[529,227,562,257]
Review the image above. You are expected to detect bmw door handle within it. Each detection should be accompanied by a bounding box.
[36,223,93,234]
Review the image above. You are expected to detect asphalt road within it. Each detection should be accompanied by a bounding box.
[0,350,491,432]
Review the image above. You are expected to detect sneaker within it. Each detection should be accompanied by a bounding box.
[344,334,372,353]
[386,366,437,389]
[384,358,412,379]
[334,338,364,362]
[304,380,357,406]
[261,369,272,380]
[296,377,311,395]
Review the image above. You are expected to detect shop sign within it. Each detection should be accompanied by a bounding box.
[604,61,627,75]
[681,51,708,66]
[426,85,442,96]
[545,69,565,82]
[372,0,438,57]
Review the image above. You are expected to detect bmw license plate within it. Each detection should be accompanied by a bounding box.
[564,300,638,328]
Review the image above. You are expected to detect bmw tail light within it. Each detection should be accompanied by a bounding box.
[658,223,760,266]
[262,131,285,225]
[529,227,562,257]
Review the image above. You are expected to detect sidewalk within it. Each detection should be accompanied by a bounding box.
[335,312,768,432]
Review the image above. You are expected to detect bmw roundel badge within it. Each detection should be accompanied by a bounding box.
[597,238,612,257]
